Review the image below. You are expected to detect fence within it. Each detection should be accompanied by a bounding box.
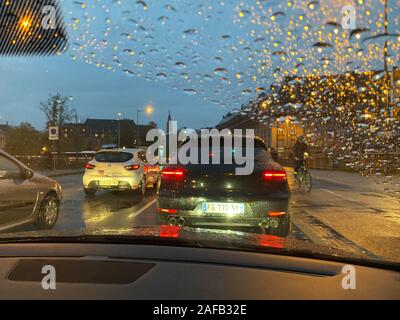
[14,155,93,170]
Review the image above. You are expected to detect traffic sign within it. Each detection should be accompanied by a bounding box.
[48,126,59,141]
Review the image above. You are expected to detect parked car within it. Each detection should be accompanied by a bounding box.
[0,150,62,231]
[82,148,160,197]
[157,136,291,236]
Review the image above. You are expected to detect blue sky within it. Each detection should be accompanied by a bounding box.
[0,54,226,131]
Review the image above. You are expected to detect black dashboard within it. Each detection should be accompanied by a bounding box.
[0,243,399,299]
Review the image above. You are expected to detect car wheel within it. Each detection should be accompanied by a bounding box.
[35,194,59,230]
[136,178,146,199]
[84,187,97,196]
[153,176,160,188]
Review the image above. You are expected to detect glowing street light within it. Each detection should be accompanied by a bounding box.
[145,104,154,114]
[19,17,32,32]
[137,103,154,146]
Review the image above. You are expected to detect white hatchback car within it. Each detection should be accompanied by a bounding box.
[82,149,160,197]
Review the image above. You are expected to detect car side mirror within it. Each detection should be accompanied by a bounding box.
[23,169,34,180]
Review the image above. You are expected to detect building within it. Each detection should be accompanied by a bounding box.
[0,124,11,150]
[216,112,303,159]
[216,112,271,145]
[270,119,304,159]
[0,129,5,149]
[62,118,157,151]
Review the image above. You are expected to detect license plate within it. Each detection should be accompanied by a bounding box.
[202,202,245,215]
[99,180,118,186]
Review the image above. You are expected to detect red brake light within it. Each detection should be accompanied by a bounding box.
[263,170,287,182]
[158,208,178,214]
[125,164,140,171]
[84,163,95,170]
[161,167,186,179]
[268,211,287,217]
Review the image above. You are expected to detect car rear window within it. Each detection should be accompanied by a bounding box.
[178,137,271,163]
[95,152,133,163]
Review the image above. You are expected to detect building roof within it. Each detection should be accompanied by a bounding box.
[216,112,242,126]
[0,124,11,134]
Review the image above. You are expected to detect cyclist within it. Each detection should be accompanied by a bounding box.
[293,135,309,175]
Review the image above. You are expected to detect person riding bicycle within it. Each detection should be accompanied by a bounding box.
[293,135,309,175]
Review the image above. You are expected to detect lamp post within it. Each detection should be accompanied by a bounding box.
[136,104,153,147]
[117,112,122,149]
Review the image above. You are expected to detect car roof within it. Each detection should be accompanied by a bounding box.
[96,148,145,155]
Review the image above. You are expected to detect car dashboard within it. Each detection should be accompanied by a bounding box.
[0,243,399,299]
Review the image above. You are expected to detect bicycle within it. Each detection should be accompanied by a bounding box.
[294,152,312,193]
[295,166,312,193]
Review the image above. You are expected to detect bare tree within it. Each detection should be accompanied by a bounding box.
[40,93,74,128]
[40,93,74,154]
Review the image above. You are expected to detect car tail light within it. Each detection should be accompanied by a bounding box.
[161,167,186,179]
[125,164,140,171]
[158,208,178,214]
[84,163,96,170]
[263,170,287,182]
[268,211,287,217]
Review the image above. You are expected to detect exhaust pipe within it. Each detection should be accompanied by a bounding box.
[260,220,269,229]
[269,218,279,229]
[168,217,177,226]
[177,217,186,227]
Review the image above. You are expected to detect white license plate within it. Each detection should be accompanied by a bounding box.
[99,180,118,186]
[202,202,245,215]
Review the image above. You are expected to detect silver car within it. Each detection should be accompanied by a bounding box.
[0,150,63,232]
[82,148,160,197]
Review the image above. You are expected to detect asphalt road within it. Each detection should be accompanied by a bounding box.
[12,171,400,263]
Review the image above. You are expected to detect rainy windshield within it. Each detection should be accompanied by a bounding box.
[0,0,399,266]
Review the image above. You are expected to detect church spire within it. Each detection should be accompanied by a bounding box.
[167,109,172,122]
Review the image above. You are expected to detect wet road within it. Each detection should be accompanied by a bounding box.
[11,171,400,263]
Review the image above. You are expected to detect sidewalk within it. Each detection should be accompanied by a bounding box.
[37,169,84,178]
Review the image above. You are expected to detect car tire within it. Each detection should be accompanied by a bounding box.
[136,178,146,199]
[84,187,97,196]
[35,194,60,230]
[152,176,160,189]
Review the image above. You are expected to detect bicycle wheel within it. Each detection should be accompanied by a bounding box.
[294,169,303,192]
[303,170,312,192]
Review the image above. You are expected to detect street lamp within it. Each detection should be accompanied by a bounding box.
[136,104,153,147]
[117,112,122,149]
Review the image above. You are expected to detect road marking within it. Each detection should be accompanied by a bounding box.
[128,199,156,219]
[319,188,362,205]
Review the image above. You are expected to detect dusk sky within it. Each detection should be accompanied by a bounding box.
[0,0,398,130]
